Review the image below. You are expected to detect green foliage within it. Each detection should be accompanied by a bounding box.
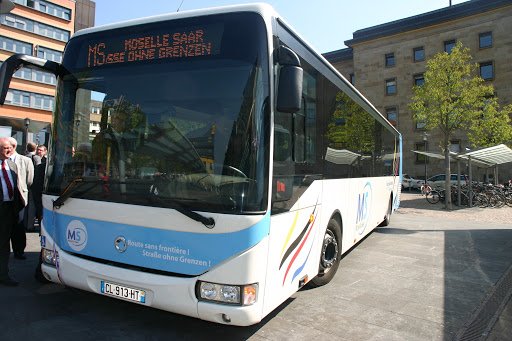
[467,100,512,147]
[410,41,512,148]
[326,91,376,153]
[411,42,489,140]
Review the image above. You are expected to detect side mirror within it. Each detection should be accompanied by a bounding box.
[0,54,64,104]
[276,46,303,113]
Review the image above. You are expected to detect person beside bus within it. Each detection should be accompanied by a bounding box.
[33,145,51,283]
[7,137,34,260]
[24,142,41,232]
[33,145,47,224]
[1,137,29,286]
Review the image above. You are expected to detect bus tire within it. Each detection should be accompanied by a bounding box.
[309,218,342,287]
[378,195,393,227]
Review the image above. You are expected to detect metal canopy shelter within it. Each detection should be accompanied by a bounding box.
[412,150,445,160]
[413,144,512,168]
[455,144,512,167]
[412,144,512,207]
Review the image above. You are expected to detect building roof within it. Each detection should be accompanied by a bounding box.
[322,48,353,63]
[344,0,512,46]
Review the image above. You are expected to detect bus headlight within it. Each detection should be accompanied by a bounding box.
[42,248,57,266]
[197,281,258,306]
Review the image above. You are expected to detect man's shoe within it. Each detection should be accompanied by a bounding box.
[0,278,19,287]
[14,252,26,260]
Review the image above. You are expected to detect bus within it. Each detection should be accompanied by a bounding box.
[0,3,401,326]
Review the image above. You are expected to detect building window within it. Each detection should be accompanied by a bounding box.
[0,35,32,54]
[449,140,461,154]
[385,53,395,67]
[385,107,398,126]
[36,46,63,63]
[13,0,72,21]
[415,142,428,163]
[479,32,492,49]
[5,89,54,111]
[413,46,425,62]
[33,69,56,85]
[91,106,101,114]
[385,78,396,95]
[479,61,494,80]
[0,14,70,42]
[1,60,57,85]
[349,73,355,85]
[413,73,425,86]
[416,121,426,130]
[444,39,456,53]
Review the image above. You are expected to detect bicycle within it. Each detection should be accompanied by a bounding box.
[426,187,445,204]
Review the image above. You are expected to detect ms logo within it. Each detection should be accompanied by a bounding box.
[66,220,88,251]
[356,182,372,235]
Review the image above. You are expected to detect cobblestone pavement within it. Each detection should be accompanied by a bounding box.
[398,191,512,225]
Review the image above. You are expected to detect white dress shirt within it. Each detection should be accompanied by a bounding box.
[1,159,15,201]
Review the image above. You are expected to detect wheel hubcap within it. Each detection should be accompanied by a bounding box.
[321,230,338,272]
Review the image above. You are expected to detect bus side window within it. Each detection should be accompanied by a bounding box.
[293,98,306,163]
[274,124,292,162]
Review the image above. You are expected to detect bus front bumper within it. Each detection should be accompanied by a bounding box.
[40,247,263,326]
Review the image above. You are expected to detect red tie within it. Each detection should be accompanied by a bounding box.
[2,160,14,199]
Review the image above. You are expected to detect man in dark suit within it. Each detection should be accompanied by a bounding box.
[0,137,25,286]
[33,145,49,283]
[33,144,47,223]
[24,142,41,232]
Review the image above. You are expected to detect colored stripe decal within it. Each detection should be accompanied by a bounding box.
[278,206,316,270]
[280,211,299,257]
[282,215,316,285]
[291,234,315,284]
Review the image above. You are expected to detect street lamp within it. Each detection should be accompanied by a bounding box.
[423,132,429,184]
[23,117,30,152]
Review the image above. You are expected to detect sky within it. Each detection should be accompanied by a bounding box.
[93,0,469,53]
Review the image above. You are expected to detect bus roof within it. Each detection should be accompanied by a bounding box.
[73,3,277,38]
[71,2,400,137]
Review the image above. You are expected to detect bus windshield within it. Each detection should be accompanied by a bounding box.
[46,12,270,213]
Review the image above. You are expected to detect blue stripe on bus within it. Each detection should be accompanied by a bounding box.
[42,208,269,276]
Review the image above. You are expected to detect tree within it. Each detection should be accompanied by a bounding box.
[467,97,512,147]
[410,42,512,209]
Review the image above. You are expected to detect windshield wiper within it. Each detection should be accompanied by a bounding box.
[53,177,99,209]
[149,195,215,229]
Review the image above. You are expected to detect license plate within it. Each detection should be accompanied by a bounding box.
[100,280,146,303]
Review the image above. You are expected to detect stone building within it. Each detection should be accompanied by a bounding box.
[324,0,512,183]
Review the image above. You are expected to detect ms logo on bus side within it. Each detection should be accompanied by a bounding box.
[66,220,88,252]
[356,182,372,235]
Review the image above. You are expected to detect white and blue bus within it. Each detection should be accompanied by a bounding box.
[0,3,401,326]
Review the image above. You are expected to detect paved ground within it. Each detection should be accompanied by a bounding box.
[1,193,511,340]
[399,191,512,340]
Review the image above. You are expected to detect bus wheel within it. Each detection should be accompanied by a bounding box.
[378,196,393,227]
[310,219,341,287]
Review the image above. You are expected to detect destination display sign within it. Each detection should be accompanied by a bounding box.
[81,23,224,68]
